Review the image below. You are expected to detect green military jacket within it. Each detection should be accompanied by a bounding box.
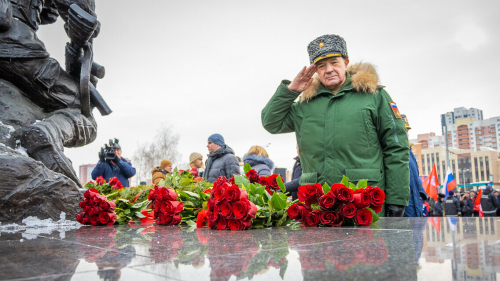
[262,63,410,210]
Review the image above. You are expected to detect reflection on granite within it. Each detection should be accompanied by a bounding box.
[1,217,499,281]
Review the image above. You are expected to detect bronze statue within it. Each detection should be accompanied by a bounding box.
[0,0,111,222]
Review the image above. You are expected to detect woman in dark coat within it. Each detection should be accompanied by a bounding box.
[243,146,274,177]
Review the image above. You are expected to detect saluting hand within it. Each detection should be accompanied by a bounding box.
[288,65,317,93]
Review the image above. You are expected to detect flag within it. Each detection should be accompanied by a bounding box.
[442,167,457,198]
[447,217,458,232]
[428,217,441,233]
[422,164,439,201]
[474,189,483,217]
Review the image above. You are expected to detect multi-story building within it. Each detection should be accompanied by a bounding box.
[79,164,96,186]
[411,145,500,185]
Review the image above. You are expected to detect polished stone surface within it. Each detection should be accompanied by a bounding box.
[1,217,499,281]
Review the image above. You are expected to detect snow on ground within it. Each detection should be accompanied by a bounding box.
[0,212,82,240]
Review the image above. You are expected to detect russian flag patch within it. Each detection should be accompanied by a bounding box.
[390,102,402,119]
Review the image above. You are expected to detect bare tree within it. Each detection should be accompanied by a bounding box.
[132,124,181,185]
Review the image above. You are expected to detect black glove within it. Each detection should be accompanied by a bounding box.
[98,148,105,162]
[385,204,405,217]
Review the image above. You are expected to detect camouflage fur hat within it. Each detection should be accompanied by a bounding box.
[307,34,348,64]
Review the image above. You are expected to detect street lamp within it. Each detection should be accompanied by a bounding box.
[458,169,469,191]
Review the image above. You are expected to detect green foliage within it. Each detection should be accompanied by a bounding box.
[356,179,368,190]
[322,183,331,194]
[276,175,286,193]
[114,198,149,225]
[234,175,250,189]
[367,208,380,224]
[244,163,252,174]
[340,175,349,186]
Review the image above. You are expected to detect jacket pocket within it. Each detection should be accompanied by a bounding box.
[362,109,378,147]
[345,168,382,183]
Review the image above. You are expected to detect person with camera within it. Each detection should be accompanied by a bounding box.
[91,139,136,187]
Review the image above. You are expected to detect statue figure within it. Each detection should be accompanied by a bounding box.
[0,0,111,222]
[0,0,110,185]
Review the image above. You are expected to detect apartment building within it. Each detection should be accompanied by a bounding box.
[79,164,96,186]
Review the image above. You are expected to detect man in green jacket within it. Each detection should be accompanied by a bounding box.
[261,34,410,217]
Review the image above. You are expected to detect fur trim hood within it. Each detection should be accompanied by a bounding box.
[301,62,380,102]
[243,154,274,170]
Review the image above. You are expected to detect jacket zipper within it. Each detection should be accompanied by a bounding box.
[389,114,399,143]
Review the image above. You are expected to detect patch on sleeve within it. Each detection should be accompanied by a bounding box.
[389,102,402,119]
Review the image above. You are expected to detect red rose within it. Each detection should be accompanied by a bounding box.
[75,212,85,223]
[319,211,339,225]
[90,215,100,226]
[233,199,257,220]
[208,211,218,228]
[81,213,91,225]
[207,198,215,212]
[78,200,87,209]
[96,176,106,185]
[89,207,101,217]
[157,213,181,225]
[333,184,354,203]
[228,176,235,184]
[267,174,284,190]
[287,202,311,220]
[339,203,357,219]
[160,201,183,215]
[265,186,274,195]
[109,177,119,186]
[216,217,228,230]
[83,188,98,199]
[157,186,177,201]
[228,219,245,230]
[214,176,229,189]
[188,168,199,177]
[330,212,344,227]
[303,209,321,227]
[107,213,117,225]
[258,176,268,186]
[354,208,373,226]
[319,193,338,211]
[353,191,371,209]
[196,209,209,227]
[298,183,324,206]
[371,204,383,213]
[367,186,385,208]
[246,169,260,183]
[99,211,112,224]
[213,185,227,203]
[111,180,123,190]
[148,187,157,200]
[99,201,116,212]
[219,200,233,218]
[225,185,242,202]
[203,188,212,194]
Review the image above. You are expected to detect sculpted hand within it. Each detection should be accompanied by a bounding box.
[288,65,317,93]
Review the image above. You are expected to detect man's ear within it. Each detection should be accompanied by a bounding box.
[344,58,350,67]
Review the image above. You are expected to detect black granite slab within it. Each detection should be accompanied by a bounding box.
[1,217,499,281]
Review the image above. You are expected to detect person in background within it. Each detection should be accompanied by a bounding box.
[495,191,500,216]
[285,145,302,201]
[402,115,427,217]
[189,152,204,177]
[480,184,498,217]
[236,156,245,175]
[243,146,274,177]
[465,192,474,217]
[204,134,240,183]
[461,193,471,217]
[151,159,172,185]
[444,190,461,217]
[433,194,444,217]
[422,200,430,217]
[92,140,136,188]
[470,190,479,217]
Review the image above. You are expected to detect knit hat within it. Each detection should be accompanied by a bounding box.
[189,152,203,163]
[160,159,172,170]
[208,134,225,146]
[307,34,348,64]
[449,190,455,196]
[486,184,492,189]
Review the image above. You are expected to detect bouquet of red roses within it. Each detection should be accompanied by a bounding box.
[148,185,183,225]
[76,188,117,225]
[287,176,383,227]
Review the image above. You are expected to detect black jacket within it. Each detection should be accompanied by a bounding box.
[285,157,302,201]
[464,198,474,215]
[204,145,240,183]
[480,189,499,215]
[444,196,461,216]
[433,200,443,216]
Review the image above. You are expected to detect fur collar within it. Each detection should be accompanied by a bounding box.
[301,62,380,102]
[243,154,274,170]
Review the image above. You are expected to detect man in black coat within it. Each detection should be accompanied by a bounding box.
[285,146,302,201]
[481,185,499,217]
[204,134,240,183]
[445,191,461,217]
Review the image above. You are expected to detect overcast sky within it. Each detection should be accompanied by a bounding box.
[37,0,500,178]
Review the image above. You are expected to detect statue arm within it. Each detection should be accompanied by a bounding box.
[40,0,59,25]
[0,0,13,32]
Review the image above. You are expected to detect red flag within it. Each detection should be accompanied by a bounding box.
[422,164,440,201]
[428,217,441,233]
[474,189,483,217]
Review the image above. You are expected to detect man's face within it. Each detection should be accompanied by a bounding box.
[495,192,498,197]
[114,148,122,159]
[207,141,221,154]
[165,164,173,174]
[471,191,475,197]
[193,157,203,168]
[316,56,349,91]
